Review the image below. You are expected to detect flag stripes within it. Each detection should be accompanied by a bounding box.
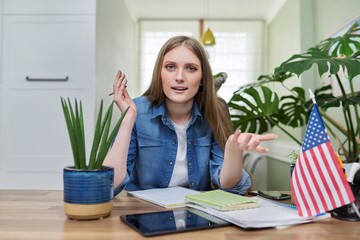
[290,103,355,217]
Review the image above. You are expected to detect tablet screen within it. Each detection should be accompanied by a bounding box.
[120,208,230,236]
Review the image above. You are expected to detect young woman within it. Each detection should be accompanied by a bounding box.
[104,36,277,196]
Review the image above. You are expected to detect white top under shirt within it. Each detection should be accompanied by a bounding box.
[168,119,189,188]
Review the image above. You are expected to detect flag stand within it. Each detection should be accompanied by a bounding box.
[331,170,360,221]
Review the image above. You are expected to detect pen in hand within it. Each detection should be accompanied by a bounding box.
[108,84,126,96]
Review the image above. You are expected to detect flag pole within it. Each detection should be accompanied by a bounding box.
[351,202,360,218]
[309,89,360,219]
[308,89,316,104]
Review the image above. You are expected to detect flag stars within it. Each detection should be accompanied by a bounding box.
[301,105,330,151]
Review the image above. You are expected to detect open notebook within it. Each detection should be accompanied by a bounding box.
[127,186,199,208]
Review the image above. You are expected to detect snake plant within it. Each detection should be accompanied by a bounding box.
[61,98,128,169]
[229,19,360,162]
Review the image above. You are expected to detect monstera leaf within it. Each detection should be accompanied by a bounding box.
[278,87,308,128]
[257,71,293,84]
[275,47,360,81]
[317,21,360,57]
[228,86,280,134]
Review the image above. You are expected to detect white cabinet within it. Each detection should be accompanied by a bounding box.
[0,0,96,189]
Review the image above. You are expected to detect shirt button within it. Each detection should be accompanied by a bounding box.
[188,141,192,144]
[188,162,192,166]
[170,161,173,165]
[191,182,195,186]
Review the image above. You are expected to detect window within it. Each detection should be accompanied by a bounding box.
[138,20,264,102]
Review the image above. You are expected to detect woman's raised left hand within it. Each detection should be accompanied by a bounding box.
[226,130,277,153]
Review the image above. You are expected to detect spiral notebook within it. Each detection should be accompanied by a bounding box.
[185,189,259,211]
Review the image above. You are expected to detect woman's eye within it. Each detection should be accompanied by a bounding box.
[165,64,175,71]
[186,66,197,72]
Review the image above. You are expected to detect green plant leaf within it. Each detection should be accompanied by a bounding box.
[95,106,129,169]
[275,47,360,82]
[257,71,293,84]
[61,97,79,168]
[74,99,86,169]
[279,87,309,128]
[228,86,280,134]
[317,21,360,57]
[94,104,113,169]
[88,100,104,169]
[61,98,129,170]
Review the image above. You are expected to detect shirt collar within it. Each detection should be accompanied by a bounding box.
[152,101,204,125]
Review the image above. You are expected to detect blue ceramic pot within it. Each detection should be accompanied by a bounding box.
[63,166,114,204]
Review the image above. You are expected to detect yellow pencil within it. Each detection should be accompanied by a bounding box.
[337,154,347,178]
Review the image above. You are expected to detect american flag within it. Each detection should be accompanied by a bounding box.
[290,103,355,217]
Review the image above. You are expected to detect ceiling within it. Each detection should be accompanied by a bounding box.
[124,0,287,22]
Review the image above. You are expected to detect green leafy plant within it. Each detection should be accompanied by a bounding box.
[61,97,128,169]
[229,20,360,162]
[287,151,298,165]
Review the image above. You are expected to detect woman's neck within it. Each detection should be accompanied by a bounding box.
[166,100,193,125]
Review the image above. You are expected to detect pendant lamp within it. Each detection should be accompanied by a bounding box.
[201,28,216,46]
[200,0,215,46]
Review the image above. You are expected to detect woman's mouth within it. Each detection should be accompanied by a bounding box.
[171,86,188,92]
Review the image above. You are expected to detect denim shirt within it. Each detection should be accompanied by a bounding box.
[114,96,251,196]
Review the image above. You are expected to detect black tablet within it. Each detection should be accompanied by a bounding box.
[120,208,230,237]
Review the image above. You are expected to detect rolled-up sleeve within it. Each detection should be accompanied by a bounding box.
[113,174,129,196]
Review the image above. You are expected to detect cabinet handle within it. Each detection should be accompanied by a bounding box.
[26,76,69,82]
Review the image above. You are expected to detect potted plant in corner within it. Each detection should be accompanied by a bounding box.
[228,19,360,163]
[287,151,298,176]
[61,97,128,220]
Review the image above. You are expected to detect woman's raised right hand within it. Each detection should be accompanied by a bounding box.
[112,70,137,117]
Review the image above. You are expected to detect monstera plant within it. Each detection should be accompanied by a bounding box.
[228,20,360,163]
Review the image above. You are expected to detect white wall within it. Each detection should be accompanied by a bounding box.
[314,0,360,42]
[95,0,136,121]
[266,0,302,157]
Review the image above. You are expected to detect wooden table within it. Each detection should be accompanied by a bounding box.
[0,190,360,240]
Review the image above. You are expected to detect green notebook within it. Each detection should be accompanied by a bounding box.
[185,189,259,211]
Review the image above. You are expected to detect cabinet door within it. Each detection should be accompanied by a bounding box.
[2,15,95,90]
[0,15,95,189]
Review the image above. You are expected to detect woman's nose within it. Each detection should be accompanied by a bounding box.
[175,69,184,82]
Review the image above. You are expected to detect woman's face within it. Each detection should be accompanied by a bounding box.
[161,45,202,106]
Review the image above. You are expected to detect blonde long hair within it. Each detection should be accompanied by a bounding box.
[143,36,233,149]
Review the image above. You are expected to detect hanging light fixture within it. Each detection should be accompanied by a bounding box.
[201,0,215,46]
[201,28,216,45]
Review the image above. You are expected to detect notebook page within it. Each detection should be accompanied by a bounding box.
[187,196,330,228]
[128,186,199,208]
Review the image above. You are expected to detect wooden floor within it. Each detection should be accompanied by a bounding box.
[0,190,360,240]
